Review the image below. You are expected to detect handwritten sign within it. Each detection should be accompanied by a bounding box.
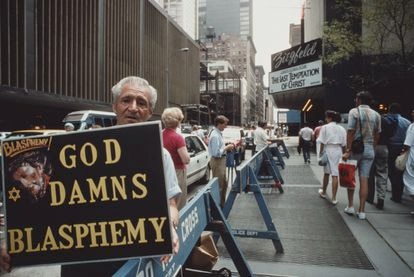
[1,122,172,266]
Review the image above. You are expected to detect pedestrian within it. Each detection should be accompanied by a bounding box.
[314,120,325,158]
[299,123,314,163]
[251,125,256,153]
[208,115,235,208]
[383,103,411,203]
[317,111,346,205]
[3,77,182,274]
[402,109,414,214]
[342,91,381,220]
[367,109,397,209]
[254,121,270,152]
[162,107,190,210]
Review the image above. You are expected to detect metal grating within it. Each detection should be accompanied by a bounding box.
[218,187,374,270]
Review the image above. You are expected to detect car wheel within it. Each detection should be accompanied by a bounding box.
[201,164,211,183]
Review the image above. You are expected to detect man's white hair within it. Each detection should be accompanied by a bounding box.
[111,76,158,110]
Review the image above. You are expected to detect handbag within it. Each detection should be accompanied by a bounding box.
[318,151,328,166]
[351,107,364,154]
[338,159,357,189]
[395,151,409,171]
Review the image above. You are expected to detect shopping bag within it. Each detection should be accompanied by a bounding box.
[338,159,357,189]
[395,151,408,171]
[318,151,328,166]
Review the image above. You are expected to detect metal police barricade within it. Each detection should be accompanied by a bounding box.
[221,147,284,253]
[268,144,285,169]
[114,178,253,277]
[226,150,237,186]
[256,146,285,186]
[270,139,290,159]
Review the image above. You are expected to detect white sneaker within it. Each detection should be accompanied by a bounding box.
[332,199,338,205]
[318,189,326,199]
[344,206,355,215]
[357,212,366,220]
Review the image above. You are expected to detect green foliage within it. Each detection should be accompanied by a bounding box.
[363,0,414,67]
[322,0,362,67]
[323,22,361,66]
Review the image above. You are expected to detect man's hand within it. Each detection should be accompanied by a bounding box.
[160,225,180,264]
[225,143,235,152]
[0,245,11,272]
[160,199,180,264]
[342,151,351,161]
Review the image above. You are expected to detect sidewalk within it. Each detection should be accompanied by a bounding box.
[216,136,414,277]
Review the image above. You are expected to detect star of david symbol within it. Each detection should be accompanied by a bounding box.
[8,187,21,202]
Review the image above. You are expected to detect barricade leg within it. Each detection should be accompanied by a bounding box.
[207,193,254,277]
[248,183,284,253]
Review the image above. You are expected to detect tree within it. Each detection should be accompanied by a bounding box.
[323,0,414,92]
[363,0,414,71]
[323,0,362,67]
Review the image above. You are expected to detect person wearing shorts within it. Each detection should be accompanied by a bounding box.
[343,91,381,220]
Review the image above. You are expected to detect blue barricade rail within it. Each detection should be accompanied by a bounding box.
[222,147,284,253]
[269,145,286,169]
[255,147,285,185]
[114,179,253,277]
[270,139,290,159]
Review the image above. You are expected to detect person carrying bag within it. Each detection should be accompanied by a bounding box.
[342,91,381,220]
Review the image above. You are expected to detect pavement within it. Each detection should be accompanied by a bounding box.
[1,136,414,277]
[215,136,414,277]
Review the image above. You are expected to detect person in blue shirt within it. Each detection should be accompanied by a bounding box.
[383,103,411,203]
[208,115,235,208]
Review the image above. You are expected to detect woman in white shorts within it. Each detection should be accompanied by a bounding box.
[317,110,347,204]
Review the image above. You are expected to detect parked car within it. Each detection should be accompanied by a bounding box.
[5,129,67,139]
[244,129,255,150]
[183,134,210,186]
[62,110,116,131]
[222,126,246,163]
[0,132,11,140]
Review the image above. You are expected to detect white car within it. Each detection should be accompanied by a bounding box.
[0,132,11,140]
[183,134,211,186]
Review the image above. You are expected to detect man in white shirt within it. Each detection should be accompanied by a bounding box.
[299,123,314,163]
[254,121,270,152]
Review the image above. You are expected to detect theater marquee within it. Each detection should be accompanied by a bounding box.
[1,122,173,267]
[269,38,322,94]
[269,59,322,93]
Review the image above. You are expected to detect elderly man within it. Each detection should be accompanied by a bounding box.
[1,76,181,275]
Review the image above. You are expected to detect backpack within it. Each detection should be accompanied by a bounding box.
[382,115,398,139]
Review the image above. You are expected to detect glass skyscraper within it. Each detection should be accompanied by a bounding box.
[199,0,253,40]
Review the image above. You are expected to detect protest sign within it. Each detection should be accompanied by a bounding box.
[1,122,172,266]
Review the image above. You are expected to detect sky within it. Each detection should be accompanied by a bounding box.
[253,0,303,83]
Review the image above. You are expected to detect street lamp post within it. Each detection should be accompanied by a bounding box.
[166,47,189,108]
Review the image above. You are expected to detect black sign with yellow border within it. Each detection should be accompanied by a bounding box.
[1,122,172,266]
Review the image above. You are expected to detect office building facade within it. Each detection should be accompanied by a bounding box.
[163,0,199,40]
[0,0,200,130]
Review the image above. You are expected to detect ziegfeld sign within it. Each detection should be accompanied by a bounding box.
[270,38,323,93]
[271,38,322,72]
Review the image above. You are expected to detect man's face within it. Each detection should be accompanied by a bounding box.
[217,121,228,131]
[12,163,45,198]
[113,84,153,125]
